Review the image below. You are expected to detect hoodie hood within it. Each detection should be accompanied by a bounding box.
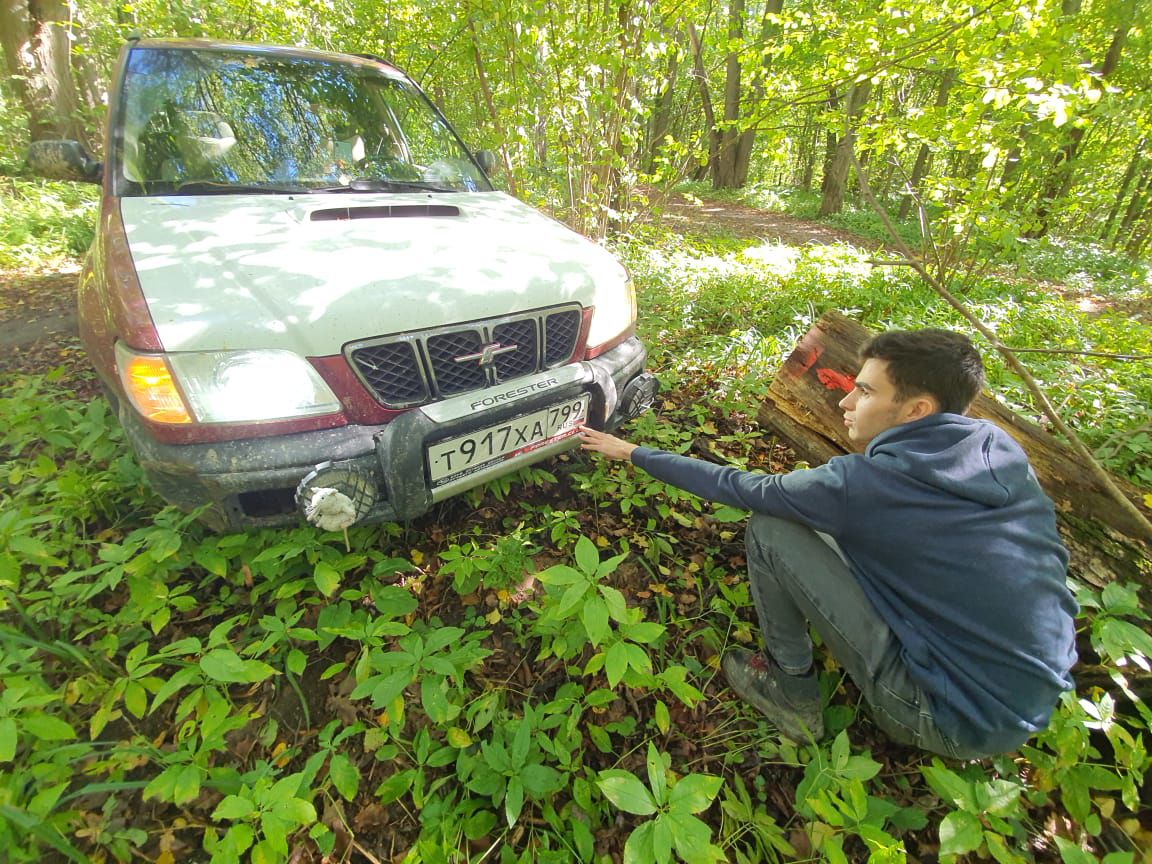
[866,413,1032,508]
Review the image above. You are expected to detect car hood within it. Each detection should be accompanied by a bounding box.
[119,192,626,355]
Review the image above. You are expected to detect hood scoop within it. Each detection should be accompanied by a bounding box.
[310,204,461,222]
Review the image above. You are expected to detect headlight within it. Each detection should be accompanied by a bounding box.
[116,344,341,424]
[586,276,637,350]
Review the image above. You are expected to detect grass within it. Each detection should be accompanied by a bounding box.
[1,183,1151,863]
[0,175,98,271]
[673,179,1152,297]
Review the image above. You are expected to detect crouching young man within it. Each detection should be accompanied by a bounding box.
[578,328,1077,759]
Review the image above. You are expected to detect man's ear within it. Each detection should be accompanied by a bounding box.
[902,394,939,421]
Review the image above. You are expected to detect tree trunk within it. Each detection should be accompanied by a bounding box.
[604,0,642,235]
[853,82,882,179]
[1124,204,1152,257]
[731,127,756,187]
[873,147,897,200]
[723,0,785,188]
[1026,1,1134,238]
[73,50,104,113]
[799,110,818,189]
[898,70,955,220]
[466,17,519,198]
[0,0,90,145]
[646,44,680,173]
[819,92,841,196]
[998,143,1024,191]
[819,79,872,216]
[1100,142,1144,242]
[686,22,719,181]
[1113,167,1151,248]
[713,0,746,188]
[757,311,1152,587]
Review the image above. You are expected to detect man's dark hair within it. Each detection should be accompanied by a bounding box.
[860,329,984,415]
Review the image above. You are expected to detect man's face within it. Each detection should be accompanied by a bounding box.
[838,359,928,444]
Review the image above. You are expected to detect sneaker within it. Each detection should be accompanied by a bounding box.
[722,648,825,743]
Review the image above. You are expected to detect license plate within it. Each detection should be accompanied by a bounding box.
[427,394,590,486]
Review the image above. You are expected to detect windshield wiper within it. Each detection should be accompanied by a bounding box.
[314,178,457,194]
[170,181,310,195]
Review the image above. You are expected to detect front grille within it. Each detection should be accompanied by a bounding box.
[350,341,428,404]
[427,329,486,395]
[348,306,583,408]
[492,319,538,379]
[544,310,581,365]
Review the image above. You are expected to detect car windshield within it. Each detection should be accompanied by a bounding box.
[117,46,491,195]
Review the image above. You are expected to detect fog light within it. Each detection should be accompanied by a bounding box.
[620,373,659,419]
[295,462,378,530]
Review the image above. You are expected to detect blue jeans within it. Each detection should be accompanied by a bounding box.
[744,514,983,759]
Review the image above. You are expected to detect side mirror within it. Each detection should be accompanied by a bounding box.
[27,140,102,184]
[474,149,498,175]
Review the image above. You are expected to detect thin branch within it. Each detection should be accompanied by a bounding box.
[1005,347,1152,361]
[351,840,385,864]
[847,136,1152,541]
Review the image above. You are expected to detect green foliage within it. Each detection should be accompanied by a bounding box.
[717,773,795,864]
[3,199,1151,862]
[597,742,724,863]
[438,526,536,595]
[921,760,1029,861]
[792,731,925,862]
[0,178,98,270]
[4,0,1151,857]
[458,703,565,828]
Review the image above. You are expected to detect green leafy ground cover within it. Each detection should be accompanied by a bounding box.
[2,199,1152,861]
[0,177,97,271]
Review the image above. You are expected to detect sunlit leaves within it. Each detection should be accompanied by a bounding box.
[199,648,277,684]
[938,809,984,856]
[17,714,76,742]
[599,744,724,864]
[669,774,723,814]
[212,795,256,821]
[598,770,658,816]
[328,754,360,802]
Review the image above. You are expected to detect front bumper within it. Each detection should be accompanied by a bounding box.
[121,337,653,530]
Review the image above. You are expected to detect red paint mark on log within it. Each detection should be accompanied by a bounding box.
[816,368,856,393]
[784,333,824,376]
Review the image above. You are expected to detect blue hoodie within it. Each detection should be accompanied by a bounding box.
[631,413,1077,753]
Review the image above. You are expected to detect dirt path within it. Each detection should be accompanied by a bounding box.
[0,269,78,341]
[654,192,893,249]
[0,268,94,395]
[656,192,888,249]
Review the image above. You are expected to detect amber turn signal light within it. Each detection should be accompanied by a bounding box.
[120,352,192,424]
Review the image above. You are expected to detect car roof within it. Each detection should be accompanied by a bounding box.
[129,38,406,78]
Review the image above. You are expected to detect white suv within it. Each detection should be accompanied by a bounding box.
[29,39,656,529]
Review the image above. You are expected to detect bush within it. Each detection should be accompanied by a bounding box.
[0,177,98,271]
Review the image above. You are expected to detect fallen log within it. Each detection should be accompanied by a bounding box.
[756,311,1152,589]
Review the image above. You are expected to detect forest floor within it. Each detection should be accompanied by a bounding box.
[4,194,1149,862]
[0,267,93,396]
[655,190,888,249]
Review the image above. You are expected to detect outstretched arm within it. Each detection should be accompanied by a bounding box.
[579,424,851,533]
[577,425,638,461]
